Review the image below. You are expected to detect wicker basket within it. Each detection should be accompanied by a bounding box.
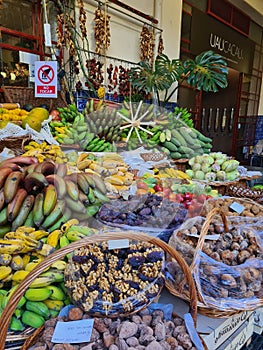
[0,231,199,350]
[0,136,31,155]
[166,208,263,318]
[171,158,188,172]
[227,184,263,201]
[2,86,68,112]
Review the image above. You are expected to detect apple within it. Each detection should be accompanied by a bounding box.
[137,181,149,190]
[153,184,163,192]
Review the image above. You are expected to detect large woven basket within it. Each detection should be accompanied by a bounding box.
[0,136,31,155]
[166,207,263,318]
[2,86,68,112]
[0,231,199,350]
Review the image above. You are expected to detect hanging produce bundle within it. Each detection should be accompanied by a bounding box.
[140,25,155,63]
[94,7,111,55]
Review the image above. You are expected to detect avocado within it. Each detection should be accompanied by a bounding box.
[22,104,34,112]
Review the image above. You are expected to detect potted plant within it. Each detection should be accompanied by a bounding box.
[129,50,228,107]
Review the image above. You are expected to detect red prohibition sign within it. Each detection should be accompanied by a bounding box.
[38,65,54,84]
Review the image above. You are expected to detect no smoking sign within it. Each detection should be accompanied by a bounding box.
[35,61,57,98]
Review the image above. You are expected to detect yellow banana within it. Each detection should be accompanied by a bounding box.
[12,270,30,283]
[61,218,79,233]
[30,275,55,288]
[36,243,56,257]
[43,184,57,217]
[50,260,67,270]
[45,174,67,199]
[0,265,12,280]
[29,229,49,241]
[10,255,24,270]
[43,299,64,311]
[22,254,30,269]
[46,230,63,248]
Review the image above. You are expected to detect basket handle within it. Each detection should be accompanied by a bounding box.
[0,231,198,350]
[190,207,229,270]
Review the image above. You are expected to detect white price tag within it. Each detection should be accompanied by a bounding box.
[51,319,94,343]
[108,239,129,250]
[229,201,245,214]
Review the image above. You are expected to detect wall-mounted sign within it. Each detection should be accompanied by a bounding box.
[34,61,57,98]
[190,8,255,74]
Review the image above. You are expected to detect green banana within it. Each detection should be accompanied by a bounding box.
[33,192,45,227]
[10,316,24,331]
[25,300,50,318]
[24,287,52,301]
[22,310,46,328]
[46,285,66,301]
[40,200,65,229]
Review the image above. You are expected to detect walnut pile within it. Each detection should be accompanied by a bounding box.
[64,242,165,317]
[28,307,197,350]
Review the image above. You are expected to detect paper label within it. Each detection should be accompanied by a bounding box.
[229,202,245,214]
[108,239,129,250]
[51,319,94,343]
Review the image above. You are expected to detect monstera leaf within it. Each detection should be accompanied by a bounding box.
[155,53,184,82]
[129,50,228,105]
[129,60,172,94]
[183,51,228,92]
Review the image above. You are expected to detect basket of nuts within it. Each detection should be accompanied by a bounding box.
[166,207,263,317]
[0,231,199,350]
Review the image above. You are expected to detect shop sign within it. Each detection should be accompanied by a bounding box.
[190,8,255,74]
[34,61,57,98]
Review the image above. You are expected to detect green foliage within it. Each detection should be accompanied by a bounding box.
[129,50,228,106]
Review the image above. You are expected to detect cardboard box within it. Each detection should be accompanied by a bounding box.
[201,310,253,349]
[216,316,254,350]
[253,307,263,334]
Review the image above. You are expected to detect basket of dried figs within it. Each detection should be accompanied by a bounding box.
[166,207,263,317]
[0,231,201,350]
[201,196,263,217]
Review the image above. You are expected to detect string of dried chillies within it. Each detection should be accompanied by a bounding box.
[94,7,111,55]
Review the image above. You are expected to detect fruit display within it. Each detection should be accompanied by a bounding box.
[0,108,28,123]
[186,152,240,181]
[97,193,187,231]
[64,241,165,316]
[76,152,135,196]
[155,113,212,159]
[27,306,197,350]
[22,141,68,163]
[0,156,109,230]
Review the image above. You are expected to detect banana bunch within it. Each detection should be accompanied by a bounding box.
[23,142,68,164]
[82,107,123,144]
[77,153,135,196]
[0,158,109,231]
[57,104,82,124]
[174,106,194,128]
[0,277,68,330]
[85,98,105,114]
[155,167,191,180]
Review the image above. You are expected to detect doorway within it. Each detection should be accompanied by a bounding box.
[199,68,241,155]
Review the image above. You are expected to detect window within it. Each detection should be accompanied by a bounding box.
[0,0,43,87]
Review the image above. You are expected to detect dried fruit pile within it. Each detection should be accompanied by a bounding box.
[97,193,187,230]
[27,307,197,350]
[64,241,165,317]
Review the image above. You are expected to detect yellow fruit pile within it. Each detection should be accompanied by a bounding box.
[23,141,68,163]
[0,108,29,122]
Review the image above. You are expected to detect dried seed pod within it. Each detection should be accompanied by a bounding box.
[220,274,237,288]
